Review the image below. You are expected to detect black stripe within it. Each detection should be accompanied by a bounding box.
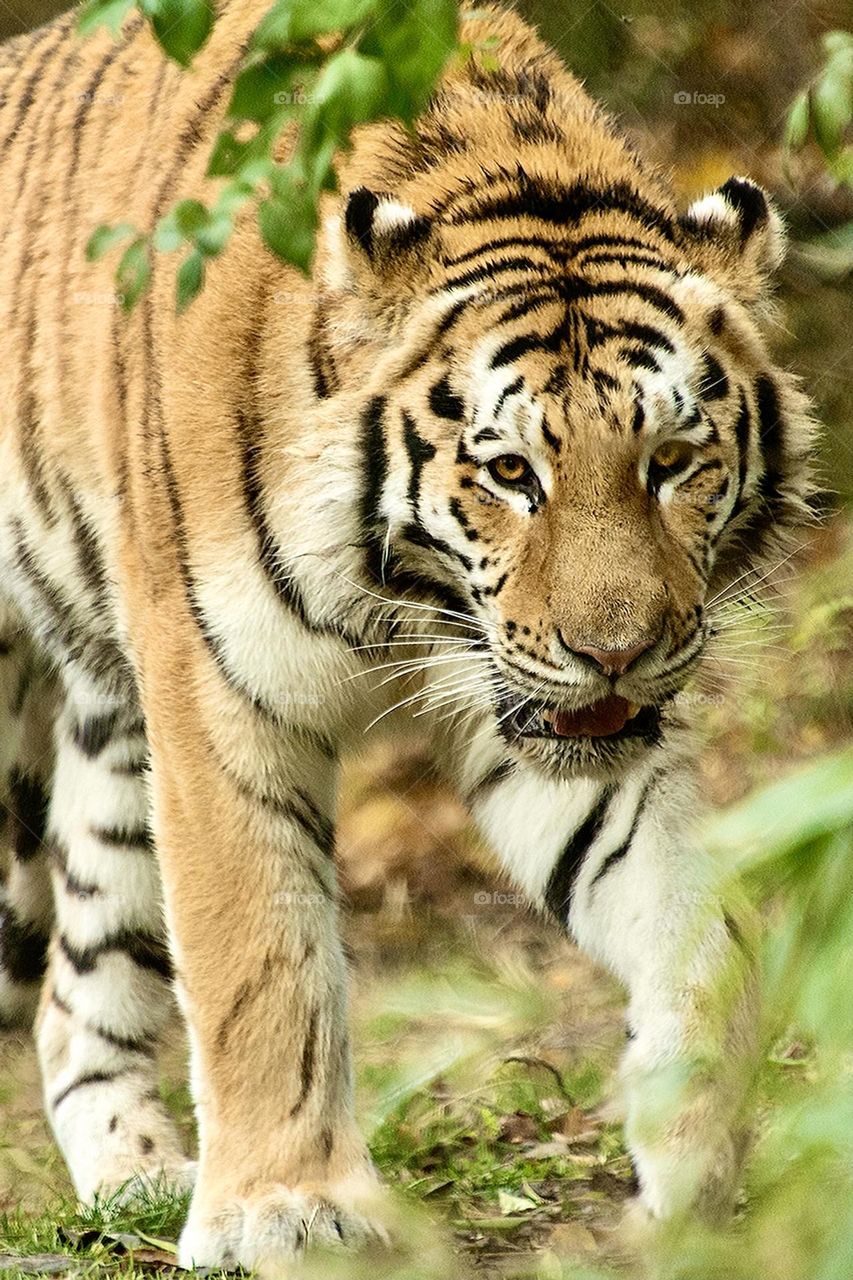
[494,291,561,327]
[52,1068,133,1111]
[288,789,334,858]
[0,902,48,984]
[583,315,675,355]
[400,521,474,571]
[72,711,119,758]
[732,388,751,514]
[569,232,673,258]
[90,824,153,851]
[8,769,48,862]
[568,279,684,325]
[90,1024,156,1056]
[18,316,56,521]
[224,765,335,862]
[755,374,785,508]
[581,251,671,272]
[698,353,729,401]
[541,416,562,453]
[619,345,661,373]
[307,306,337,399]
[439,255,553,293]
[428,375,464,422]
[290,1006,318,1117]
[360,396,390,584]
[467,758,515,801]
[444,234,569,269]
[494,375,523,415]
[0,22,67,161]
[50,844,100,898]
[450,174,675,242]
[237,411,340,638]
[544,788,614,920]
[59,929,172,980]
[11,520,127,679]
[62,484,111,604]
[397,297,469,381]
[158,426,283,711]
[402,411,437,512]
[590,785,651,888]
[491,323,564,369]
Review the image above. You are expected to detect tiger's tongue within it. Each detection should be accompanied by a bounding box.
[551,695,632,738]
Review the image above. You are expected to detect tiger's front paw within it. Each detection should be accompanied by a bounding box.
[178,1177,389,1276]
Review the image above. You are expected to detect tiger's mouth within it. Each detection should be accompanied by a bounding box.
[508,693,661,742]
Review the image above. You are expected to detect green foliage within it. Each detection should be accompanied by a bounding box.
[785,30,853,185]
[84,0,459,310]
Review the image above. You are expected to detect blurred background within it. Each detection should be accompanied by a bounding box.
[0,2,851,1278]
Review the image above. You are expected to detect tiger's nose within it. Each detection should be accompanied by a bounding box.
[558,633,656,677]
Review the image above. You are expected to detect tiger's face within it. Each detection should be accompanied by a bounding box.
[327,176,813,778]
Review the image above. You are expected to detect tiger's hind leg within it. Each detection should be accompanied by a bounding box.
[36,677,193,1201]
[0,612,56,1028]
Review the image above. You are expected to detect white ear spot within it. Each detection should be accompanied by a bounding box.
[344,186,431,263]
[684,191,738,233]
[372,199,420,235]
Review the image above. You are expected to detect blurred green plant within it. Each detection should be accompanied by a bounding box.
[785,31,853,186]
[81,0,460,310]
[786,30,853,281]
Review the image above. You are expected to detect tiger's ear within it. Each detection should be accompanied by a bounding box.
[344,187,433,271]
[679,177,786,302]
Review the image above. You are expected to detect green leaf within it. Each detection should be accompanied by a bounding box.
[195,214,233,256]
[206,128,251,178]
[811,67,853,158]
[172,198,210,237]
[176,249,205,311]
[77,0,133,37]
[153,213,186,254]
[258,171,318,272]
[785,91,811,151]
[228,53,305,123]
[709,749,853,869]
[365,0,458,118]
[140,0,214,67]
[86,222,137,261]
[308,47,392,140]
[116,237,151,311]
[251,0,375,49]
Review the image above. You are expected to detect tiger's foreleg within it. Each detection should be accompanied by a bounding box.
[460,738,757,1223]
[138,635,381,1275]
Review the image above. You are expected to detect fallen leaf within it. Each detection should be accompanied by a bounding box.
[497,1189,538,1215]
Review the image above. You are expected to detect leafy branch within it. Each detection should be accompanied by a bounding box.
[81,0,460,310]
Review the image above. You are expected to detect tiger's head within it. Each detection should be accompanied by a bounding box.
[315,17,815,778]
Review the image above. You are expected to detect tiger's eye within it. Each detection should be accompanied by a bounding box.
[650,440,695,473]
[489,454,530,485]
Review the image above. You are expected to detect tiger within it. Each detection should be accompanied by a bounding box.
[0,0,816,1272]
